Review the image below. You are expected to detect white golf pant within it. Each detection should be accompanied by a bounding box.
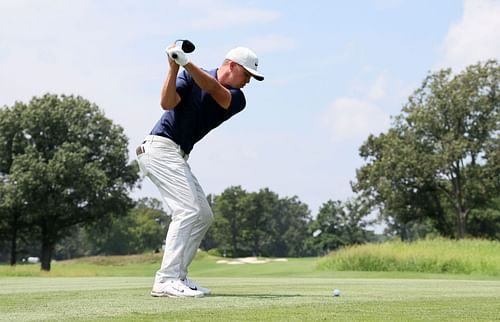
[136,135,213,282]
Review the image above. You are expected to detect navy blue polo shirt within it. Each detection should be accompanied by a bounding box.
[150,69,246,154]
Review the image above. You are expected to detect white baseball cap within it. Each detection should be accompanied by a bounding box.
[225,47,264,81]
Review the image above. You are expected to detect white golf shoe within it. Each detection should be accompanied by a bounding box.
[182,278,211,295]
[151,278,204,298]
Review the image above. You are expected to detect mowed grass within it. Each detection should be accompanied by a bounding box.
[2,239,500,321]
[1,276,500,321]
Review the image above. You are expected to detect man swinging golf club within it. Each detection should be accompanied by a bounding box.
[136,40,264,298]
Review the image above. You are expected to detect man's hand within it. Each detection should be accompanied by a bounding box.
[166,46,189,66]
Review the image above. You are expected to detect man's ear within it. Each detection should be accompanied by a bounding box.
[229,61,238,71]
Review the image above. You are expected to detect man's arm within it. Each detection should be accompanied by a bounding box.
[183,62,232,109]
[160,54,182,110]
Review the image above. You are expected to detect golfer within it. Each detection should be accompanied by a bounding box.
[136,42,264,298]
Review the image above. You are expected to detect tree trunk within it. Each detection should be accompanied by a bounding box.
[9,224,17,266]
[231,221,238,256]
[456,208,467,239]
[40,221,54,271]
[454,170,467,239]
[253,237,259,257]
[231,234,238,257]
[40,240,53,271]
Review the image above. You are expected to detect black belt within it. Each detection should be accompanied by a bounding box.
[136,139,187,158]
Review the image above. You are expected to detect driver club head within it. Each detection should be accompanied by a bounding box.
[174,39,195,53]
[171,39,195,59]
[180,40,195,53]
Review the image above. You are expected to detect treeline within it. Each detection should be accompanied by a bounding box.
[0,190,379,261]
[203,186,377,257]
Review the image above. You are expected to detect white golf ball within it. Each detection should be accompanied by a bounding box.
[333,288,341,297]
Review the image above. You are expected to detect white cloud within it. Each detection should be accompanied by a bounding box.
[437,0,500,71]
[367,73,388,101]
[321,97,390,143]
[321,72,397,143]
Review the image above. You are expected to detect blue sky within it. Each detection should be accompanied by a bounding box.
[1,0,499,222]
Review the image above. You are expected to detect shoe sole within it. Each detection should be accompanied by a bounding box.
[150,291,204,298]
[187,287,211,295]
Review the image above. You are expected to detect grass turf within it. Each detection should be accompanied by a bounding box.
[1,276,500,321]
[2,243,500,321]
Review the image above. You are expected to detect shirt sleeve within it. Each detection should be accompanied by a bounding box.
[227,88,246,116]
[176,69,193,98]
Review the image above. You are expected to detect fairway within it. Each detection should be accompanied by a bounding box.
[1,276,500,321]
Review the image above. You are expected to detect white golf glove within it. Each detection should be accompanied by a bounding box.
[166,46,189,66]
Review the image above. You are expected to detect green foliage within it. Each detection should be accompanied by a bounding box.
[266,196,311,257]
[239,188,277,256]
[383,217,441,242]
[62,198,169,256]
[317,238,500,276]
[208,186,312,257]
[306,198,376,255]
[4,238,500,279]
[354,60,500,239]
[49,186,374,259]
[210,186,248,257]
[467,197,500,239]
[206,248,224,257]
[0,94,140,270]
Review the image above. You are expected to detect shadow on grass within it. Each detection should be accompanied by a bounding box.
[212,293,303,299]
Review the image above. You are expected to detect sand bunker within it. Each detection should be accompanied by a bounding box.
[216,257,288,265]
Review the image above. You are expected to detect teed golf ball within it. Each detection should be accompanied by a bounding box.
[333,288,341,297]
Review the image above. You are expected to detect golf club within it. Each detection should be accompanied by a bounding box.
[171,39,195,59]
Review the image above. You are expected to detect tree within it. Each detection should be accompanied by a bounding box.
[0,94,139,270]
[466,197,500,240]
[240,188,278,256]
[0,105,31,265]
[354,60,500,239]
[208,186,312,257]
[130,198,170,253]
[81,198,169,255]
[211,186,248,257]
[307,199,374,255]
[354,129,454,239]
[264,196,312,257]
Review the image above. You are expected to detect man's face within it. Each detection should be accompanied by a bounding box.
[232,63,252,88]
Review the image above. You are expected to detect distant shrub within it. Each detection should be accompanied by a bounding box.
[207,248,224,257]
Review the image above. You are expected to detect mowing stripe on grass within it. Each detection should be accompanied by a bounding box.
[1,277,500,321]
